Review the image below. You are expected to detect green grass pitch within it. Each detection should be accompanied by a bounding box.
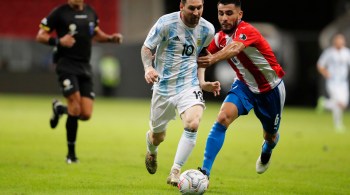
[0,94,349,194]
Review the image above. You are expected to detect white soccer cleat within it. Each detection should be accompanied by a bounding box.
[256,155,270,174]
[335,124,346,133]
[166,168,180,187]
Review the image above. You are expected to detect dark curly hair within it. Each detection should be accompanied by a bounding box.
[217,0,241,7]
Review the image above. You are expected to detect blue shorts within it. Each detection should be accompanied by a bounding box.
[224,80,286,134]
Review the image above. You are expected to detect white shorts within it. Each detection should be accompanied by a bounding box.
[149,86,205,133]
[326,82,349,106]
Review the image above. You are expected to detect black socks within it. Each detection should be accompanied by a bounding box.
[57,105,67,115]
[260,152,271,164]
[66,115,78,156]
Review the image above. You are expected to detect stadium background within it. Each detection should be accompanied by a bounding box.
[0,0,349,107]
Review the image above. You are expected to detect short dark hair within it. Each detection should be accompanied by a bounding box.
[181,0,204,4]
[217,0,241,7]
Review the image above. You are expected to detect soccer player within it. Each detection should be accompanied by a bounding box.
[36,0,123,164]
[141,0,220,186]
[196,0,286,177]
[316,33,350,132]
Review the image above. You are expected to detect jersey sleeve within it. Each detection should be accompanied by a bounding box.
[317,49,330,68]
[144,18,166,50]
[203,23,215,47]
[198,23,215,56]
[89,5,99,34]
[207,33,221,54]
[39,7,60,32]
[234,25,260,48]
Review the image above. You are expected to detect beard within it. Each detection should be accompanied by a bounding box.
[221,19,241,35]
[222,28,235,35]
[188,16,200,27]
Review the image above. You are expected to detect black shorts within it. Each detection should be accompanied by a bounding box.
[57,73,95,99]
[56,57,94,99]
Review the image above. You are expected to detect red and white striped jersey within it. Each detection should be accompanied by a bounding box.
[208,21,285,94]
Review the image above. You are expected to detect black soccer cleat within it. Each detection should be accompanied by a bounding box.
[66,155,79,164]
[50,99,63,129]
[198,167,209,180]
[145,152,157,174]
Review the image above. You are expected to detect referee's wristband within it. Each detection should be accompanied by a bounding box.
[48,37,59,46]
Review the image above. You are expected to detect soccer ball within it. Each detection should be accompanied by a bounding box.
[178,169,209,195]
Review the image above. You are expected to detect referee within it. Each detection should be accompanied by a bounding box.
[36,0,123,164]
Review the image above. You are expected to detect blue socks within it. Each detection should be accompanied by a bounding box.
[262,133,280,154]
[201,122,280,176]
[202,122,227,176]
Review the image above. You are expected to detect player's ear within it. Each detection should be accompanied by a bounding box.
[239,10,243,19]
[180,2,184,11]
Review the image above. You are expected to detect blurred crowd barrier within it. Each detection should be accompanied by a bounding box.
[0,42,152,98]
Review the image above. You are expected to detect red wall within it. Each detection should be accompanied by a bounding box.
[0,0,119,39]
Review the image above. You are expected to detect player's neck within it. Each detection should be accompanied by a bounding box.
[68,3,84,11]
[180,12,196,28]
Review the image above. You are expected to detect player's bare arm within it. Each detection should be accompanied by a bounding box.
[36,28,75,48]
[141,45,158,84]
[198,68,221,97]
[202,81,221,97]
[36,29,51,45]
[93,27,123,44]
[317,64,330,79]
[197,41,245,68]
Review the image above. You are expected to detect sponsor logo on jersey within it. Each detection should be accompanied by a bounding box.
[239,34,247,41]
[231,56,240,65]
[69,24,78,35]
[170,36,180,41]
[41,18,48,25]
[75,14,88,19]
[197,38,202,46]
[63,79,73,91]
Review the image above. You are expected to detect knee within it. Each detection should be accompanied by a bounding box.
[151,132,166,146]
[79,109,92,121]
[68,103,81,116]
[216,112,232,127]
[263,132,279,143]
[79,113,92,121]
[67,99,92,120]
[186,120,200,132]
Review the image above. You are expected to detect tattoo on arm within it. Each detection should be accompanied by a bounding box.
[141,46,153,70]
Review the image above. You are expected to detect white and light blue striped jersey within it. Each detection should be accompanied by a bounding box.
[144,11,215,96]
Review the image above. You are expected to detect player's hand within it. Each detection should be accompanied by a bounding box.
[197,50,214,68]
[59,34,76,48]
[144,66,159,84]
[201,81,221,96]
[110,33,123,44]
[324,71,331,79]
